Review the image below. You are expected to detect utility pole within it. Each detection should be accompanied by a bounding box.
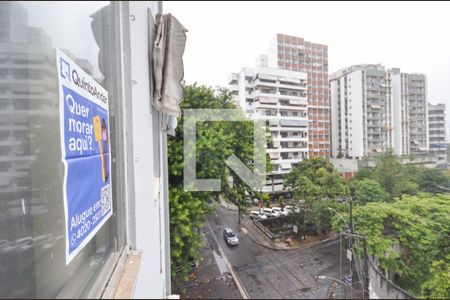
[363,237,370,299]
[349,196,353,234]
[238,205,241,227]
[339,230,342,280]
[348,197,353,299]
[340,232,369,299]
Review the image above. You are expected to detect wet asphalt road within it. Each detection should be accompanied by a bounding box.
[206,206,353,299]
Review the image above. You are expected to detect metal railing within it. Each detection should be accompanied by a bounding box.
[253,220,276,240]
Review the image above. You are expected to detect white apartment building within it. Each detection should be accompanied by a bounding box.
[428,103,448,165]
[391,69,429,156]
[330,64,428,159]
[229,55,308,193]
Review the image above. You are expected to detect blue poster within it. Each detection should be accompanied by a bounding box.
[56,49,113,264]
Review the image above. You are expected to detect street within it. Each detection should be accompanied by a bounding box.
[206,206,354,299]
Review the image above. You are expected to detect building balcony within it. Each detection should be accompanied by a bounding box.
[270,168,293,175]
[229,84,238,92]
[249,101,308,111]
[252,90,277,99]
[279,81,307,90]
[277,93,307,100]
[253,79,279,88]
[262,184,285,193]
[265,178,284,185]
[278,147,308,153]
[268,125,308,132]
[266,147,307,154]
[273,136,308,142]
[272,157,304,164]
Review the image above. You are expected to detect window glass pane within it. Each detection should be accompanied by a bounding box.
[0,1,123,298]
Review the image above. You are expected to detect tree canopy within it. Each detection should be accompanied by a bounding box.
[284,156,349,201]
[350,178,389,204]
[168,84,259,279]
[372,150,418,199]
[332,194,450,298]
[417,168,450,194]
[283,157,348,235]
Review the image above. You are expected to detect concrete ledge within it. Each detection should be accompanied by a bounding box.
[101,249,129,299]
[113,251,142,299]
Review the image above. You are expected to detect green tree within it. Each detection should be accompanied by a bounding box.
[262,193,271,207]
[421,255,450,299]
[169,187,206,279]
[402,164,421,182]
[334,194,450,297]
[284,157,348,200]
[288,175,320,202]
[354,167,373,181]
[283,157,349,236]
[372,149,417,199]
[417,168,450,194]
[168,84,259,279]
[307,199,345,235]
[350,178,389,204]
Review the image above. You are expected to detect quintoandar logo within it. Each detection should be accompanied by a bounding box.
[60,57,71,82]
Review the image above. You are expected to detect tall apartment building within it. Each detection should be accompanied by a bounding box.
[391,70,429,156]
[268,33,330,158]
[330,64,428,159]
[229,55,308,193]
[428,103,448,165]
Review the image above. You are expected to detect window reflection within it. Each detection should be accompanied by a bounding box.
[0,1,118,298]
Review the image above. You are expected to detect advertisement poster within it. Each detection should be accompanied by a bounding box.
[56,49,113,264]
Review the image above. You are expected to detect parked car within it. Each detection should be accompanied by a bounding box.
[245,198,260,206]
[260,207,277,218]
[284,205,300,214]
[249,211,268,220]
[223,228,239,246]
[281,207,291,215]
[272,206,289,217]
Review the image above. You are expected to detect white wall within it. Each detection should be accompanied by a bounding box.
[424,76,430,150]
[238,69,248,110]
[128,2,169,298]
[267,35,278,69]
[330,70,364,159]
[348,70,364,158]
[330,79,340,157]
[391,73,403,155]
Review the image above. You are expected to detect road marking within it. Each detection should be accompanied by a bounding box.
[212,250,230,275]
[241,227,248,234]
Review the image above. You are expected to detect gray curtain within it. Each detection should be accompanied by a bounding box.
[152,13,187,119]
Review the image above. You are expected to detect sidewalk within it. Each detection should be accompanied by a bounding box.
[172,226,241,299]
[242,219,337,251]
[219,195,238,211]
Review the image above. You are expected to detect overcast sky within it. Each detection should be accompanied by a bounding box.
[164,1,450,121]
